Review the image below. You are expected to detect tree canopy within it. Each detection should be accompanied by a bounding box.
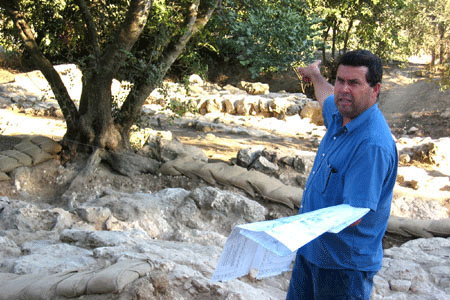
[201,0,322,78]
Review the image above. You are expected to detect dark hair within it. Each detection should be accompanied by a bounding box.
[338,50,382,87]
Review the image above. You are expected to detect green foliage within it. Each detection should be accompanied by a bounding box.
[2,0,449,90]
[353,0,408,60]
[166,98,198,118]
[0,0,130,64]
[173,44,210,80]
[1,0,207,72]
[18,1,82,62]
[304,0,409,62]
[440,65,450,91]
[0,17,19,52]
[401,0,449,64]
[201,0,322,78]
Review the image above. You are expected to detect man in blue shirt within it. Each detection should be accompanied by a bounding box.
[286,50,398,299]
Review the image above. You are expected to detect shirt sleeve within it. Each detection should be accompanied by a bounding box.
[322,95,335,129]
[342,143,393,211]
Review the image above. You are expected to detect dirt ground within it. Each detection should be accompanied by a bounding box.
[378,64,450,139]
[0,63,449,210]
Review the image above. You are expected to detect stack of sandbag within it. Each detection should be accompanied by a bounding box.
[0,259,151,300]
[159,156,303,209]
[0,136,62,181]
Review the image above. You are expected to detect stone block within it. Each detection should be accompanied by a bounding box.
[300,101,323,126]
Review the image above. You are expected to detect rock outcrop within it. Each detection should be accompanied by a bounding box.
[1,187,450,299]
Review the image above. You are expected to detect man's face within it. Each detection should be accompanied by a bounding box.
[334,65,380,124]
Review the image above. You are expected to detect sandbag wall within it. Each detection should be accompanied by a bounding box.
[0,136,62,181]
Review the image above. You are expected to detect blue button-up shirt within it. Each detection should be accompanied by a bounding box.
[299,95,398,271]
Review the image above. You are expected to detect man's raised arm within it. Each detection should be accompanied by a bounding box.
[298,60,334,108]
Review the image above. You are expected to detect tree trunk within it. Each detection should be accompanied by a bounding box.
[2,5,80,139]
[431,48,436,67]
[321,24,331,66]
[117,0,219,135]
[438,23,445,65]
[331,19,338,61]
[77,71,123,151]
[343,19,353,54]
[1,0,218,177]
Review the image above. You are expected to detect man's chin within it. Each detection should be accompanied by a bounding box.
[337,108,356,119]
[337,105,353,114]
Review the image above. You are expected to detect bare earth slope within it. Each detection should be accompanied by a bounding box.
[379,64,450,138]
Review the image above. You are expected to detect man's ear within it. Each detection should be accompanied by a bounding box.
[372,82,381,101]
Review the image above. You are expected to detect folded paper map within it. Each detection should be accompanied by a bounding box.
[211,204,370,282]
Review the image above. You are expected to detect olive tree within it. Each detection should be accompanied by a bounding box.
[0,0,219,154]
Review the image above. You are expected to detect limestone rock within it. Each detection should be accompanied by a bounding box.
[300,101,323,126]
[239,81,270,95]
[0,69,15,84]
[189,74,204,85]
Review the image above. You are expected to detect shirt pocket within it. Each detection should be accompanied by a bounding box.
[313,162,338,193]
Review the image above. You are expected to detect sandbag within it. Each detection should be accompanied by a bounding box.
[86,260,152,294]
[1,149,32,166]
[0,260,153,299]
[247,170,284,194]
[55,270,96,298]
[159,158,185,176]
[387,216,450,239]
[208,162,255,197]
[0,273,24,300]
[0,155,21,172]
[20,272,76,299]
[173,158,217,185]
[387,217,434,238]
[13,140,52,165]
[30,135,62,154]
[162,157,302,208]
[264,185,302,209]
[427,219,450,237]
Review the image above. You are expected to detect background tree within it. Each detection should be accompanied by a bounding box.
[198,0,322,78]
[0,0,219,155]
[402,0,449,66]
[304,0,407,78]
[351,0,407,60]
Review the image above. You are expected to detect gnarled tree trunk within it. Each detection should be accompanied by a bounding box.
[0,0,219,189]
[2,0,218,155]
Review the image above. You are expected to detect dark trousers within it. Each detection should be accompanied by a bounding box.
[286,253,376,300]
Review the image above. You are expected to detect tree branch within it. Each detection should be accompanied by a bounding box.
[1,6,80,135]
[74,0,100,57]
[162,0,218,74]
[98,0,153,77]
[117,0,219,131]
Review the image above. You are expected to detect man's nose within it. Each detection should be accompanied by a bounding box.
[337,82,349,93]
[341,83,351,92]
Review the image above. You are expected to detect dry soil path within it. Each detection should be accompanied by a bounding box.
[378,65,450,138]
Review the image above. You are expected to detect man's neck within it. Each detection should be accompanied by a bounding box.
[342,117,351,126]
